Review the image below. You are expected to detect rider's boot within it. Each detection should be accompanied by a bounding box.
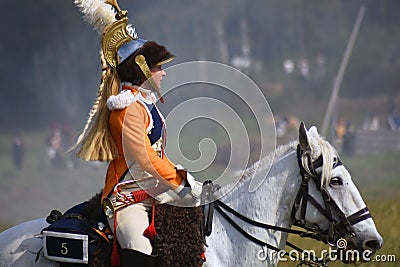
[120,249,158,266]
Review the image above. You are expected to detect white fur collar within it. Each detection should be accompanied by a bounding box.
[107,82,158,110]
[107,90,138,110]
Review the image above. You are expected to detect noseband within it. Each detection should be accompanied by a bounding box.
[292,145,372,245]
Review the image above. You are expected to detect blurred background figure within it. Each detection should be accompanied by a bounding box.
[47,123,65,169]
[334,118,347,152]
[363,113,380,131]
[388,108,400,131]
[298,58,310,80]
[12,131,25,170]
[283,59,295,74]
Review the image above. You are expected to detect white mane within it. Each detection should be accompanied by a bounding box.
[300,134,340,188]
[241,132,340,189]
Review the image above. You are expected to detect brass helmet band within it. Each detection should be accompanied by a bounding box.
[155,56,176,67]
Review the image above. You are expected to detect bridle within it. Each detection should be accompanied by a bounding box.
[203,145,372,266]
[292,145,372,245]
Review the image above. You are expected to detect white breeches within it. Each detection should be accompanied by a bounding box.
[108,200,153,255]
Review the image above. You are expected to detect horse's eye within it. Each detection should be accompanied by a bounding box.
[329,177,343,187]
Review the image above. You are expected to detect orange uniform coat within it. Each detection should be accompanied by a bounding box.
[102,88,183,201]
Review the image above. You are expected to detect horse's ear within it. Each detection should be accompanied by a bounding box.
[299,122,310,152]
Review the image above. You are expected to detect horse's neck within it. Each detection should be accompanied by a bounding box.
[222,146,301,246]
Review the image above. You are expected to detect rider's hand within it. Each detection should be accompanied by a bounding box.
[186,173,203,197]
[156,165,204,204]
[175,165,203,198]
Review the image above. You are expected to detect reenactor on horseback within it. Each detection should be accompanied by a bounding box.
[72,0,203,265]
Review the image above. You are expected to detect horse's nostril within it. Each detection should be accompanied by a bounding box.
[364,239,383,250]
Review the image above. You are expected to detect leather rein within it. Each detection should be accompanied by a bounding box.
[203,145,372,266]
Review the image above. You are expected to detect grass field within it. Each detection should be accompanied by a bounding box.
[0,130,399,266]
[0,130,106,225]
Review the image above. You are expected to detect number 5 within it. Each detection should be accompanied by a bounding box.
[61,243,68,255]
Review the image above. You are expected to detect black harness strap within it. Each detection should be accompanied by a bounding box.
[347,207,371,224]
[106,168,130,198]
[214,200,324,265]
[335,207,371,231]
[305,194,330,220]
[215,203,274,249]
[215,200,313,237]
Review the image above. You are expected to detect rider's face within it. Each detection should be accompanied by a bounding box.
[149,65,166,91]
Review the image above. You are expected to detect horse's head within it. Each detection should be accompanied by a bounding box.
[293,122,383,262]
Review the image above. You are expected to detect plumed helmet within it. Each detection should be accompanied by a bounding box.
[117,41,175,85]
[72,0,174,161]
[99,0,174,81]
[75,0,174,72]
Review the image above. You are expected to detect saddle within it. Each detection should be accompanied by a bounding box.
[42,194,112,267]
[41,193,205,267]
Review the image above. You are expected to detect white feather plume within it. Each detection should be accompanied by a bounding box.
[74,0,116,33]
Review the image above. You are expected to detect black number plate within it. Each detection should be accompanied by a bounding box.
[43,231,89,264]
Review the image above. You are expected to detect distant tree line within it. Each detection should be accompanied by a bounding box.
[1,0,399,131]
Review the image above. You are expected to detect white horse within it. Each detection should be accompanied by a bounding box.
[0,123,383,266]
